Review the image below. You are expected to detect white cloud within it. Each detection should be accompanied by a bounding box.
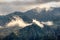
[39,2,60,8]
[33,19,44,28]
[34,2,60,11]
[41,21,54,26]
[25,2,60,11]
[6,16,32,28]
[32,19,54,28]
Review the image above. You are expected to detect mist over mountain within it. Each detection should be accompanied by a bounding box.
[0,7,60,40]
[0,12,32,26]
[3,24,56,40]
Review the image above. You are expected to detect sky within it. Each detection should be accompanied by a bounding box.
[0,0,60,15]
[0,0,60,2]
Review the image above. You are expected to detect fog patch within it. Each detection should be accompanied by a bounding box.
[6,16,32,28]
[33,19,44,28]
[41,21,54,26]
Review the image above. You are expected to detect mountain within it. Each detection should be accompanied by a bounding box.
[0,11,32,38]
[0,7,60,26]
[0,12,32,26]
[0,7,60,40]
[3,24,56,40]
[24,7,60,21]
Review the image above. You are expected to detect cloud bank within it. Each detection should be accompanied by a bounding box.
[0,0,60,15]
[33,19,44,28]
[41,21,54,26]
[6,16,32,28]
[0,0,60,3]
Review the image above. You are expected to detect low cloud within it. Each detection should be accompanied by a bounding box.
[32,19,54,28]
[33,19,44,28]
[41,21,54,26]
[6,16,32,28]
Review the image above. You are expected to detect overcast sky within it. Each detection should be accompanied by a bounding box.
[0,0,60,2]
[0,0,60,15]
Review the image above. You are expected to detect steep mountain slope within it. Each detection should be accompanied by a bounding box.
[3,24,56,40]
